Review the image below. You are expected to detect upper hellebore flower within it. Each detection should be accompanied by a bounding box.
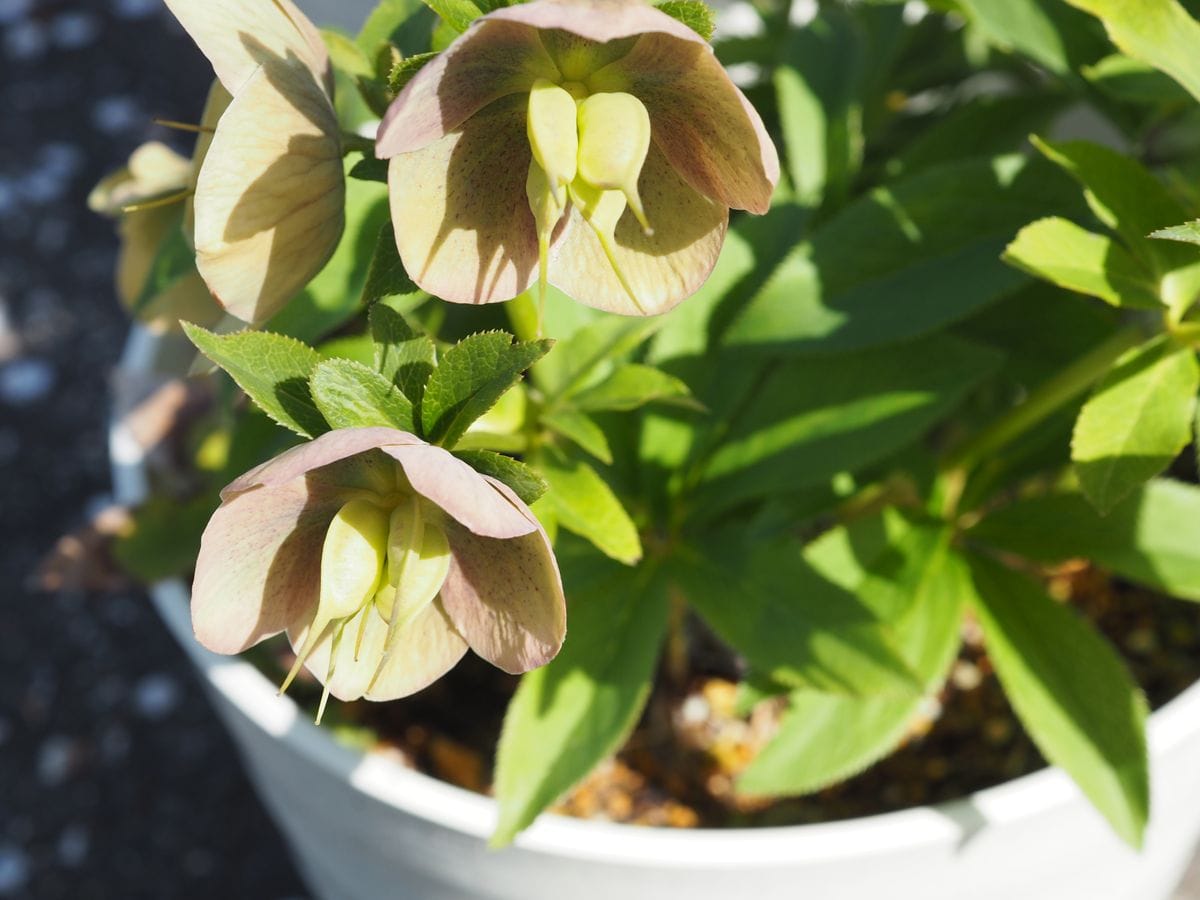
[162,0,346,324]
[376,0,779,317]
[192,428,566,720]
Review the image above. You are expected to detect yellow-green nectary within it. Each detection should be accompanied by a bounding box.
[162,0,345,325]
[191,428,566,719]
[376,0,779,317]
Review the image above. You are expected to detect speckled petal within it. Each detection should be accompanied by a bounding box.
[487,0,702,47]
[222,427,421,498]
[376,18,558,157]
[192,60,344,324]
[192,477,343,654]
[593,33,779,214]
[549,143,727,315]
[286,596,468,701]
[385,94,539,305]
[381,444,539,540]
[162,0,331,97]
[439,515,566,673]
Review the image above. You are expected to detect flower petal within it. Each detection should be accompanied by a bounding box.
[381,443,539,539]
[184,80,233,250]
[287,597,468,702]
[223,427,421,498]
[162,0,331,97]
[192,477,342,654]
[593,33,779,214]
[487,0,703,47]
[385,94,539,304]
[549,143,727,315]
[376,18,557,157]
[439,519,566,673]
[192,60,345,324]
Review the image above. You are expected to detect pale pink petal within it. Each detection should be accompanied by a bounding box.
[381,444,539,539]
[192,477,342,654]
[439,520,566,673]
[385,95,539,304]
[376,18,557,157]
[223,426,421,498]
[162,0,331,98]
[549,143,727,315]
[192,61,344,324]
[596,35,779,213]
[487,0,703,47]
[287,598,468,701]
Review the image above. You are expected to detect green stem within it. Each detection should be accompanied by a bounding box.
[940,325,1144,479]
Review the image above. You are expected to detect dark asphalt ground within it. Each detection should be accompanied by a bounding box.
[2,2,1198,899]
[1,2,305,897]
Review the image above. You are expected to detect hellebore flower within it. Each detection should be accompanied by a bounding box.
[163,0,345,324]
[192,427,566,720]
[376,0,779,317]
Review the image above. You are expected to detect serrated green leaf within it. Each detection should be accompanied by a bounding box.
[388,51,438,93]
[654,0,715,40]
[492,554,669,846]
[421,0,481,32]
[310,358,415,432]
[678,529,922,698]
[542,408,612,465]
[362,221,419,305]
[571,364,696,412]
[421,332,551,448]
[725,155,1085,354]
[971,479,1200,603]
[1072,336,1198,513]
[966,554,1148,848]
[370,302,436,407]
[183,324,326,438]
[1152,220,1200,245]
[1004,216,1161,308]
[538,448,641,564]
[454,450,547,505]
[1065,0,1200,104]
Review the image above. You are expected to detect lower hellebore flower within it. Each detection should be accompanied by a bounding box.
[192,428,566,721]
[376,0,779,317]
[162,0,345,324]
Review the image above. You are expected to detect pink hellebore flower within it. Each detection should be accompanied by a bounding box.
[162,0,346,324]
[376,0,779,317]
[192,428,566,720]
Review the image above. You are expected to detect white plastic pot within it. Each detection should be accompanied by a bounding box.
[110,327,1200,900]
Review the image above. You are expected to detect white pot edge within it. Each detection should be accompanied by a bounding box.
[109,325,1200,870]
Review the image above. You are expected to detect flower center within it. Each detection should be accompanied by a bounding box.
[278,477,452,721]
[525,76,654,313]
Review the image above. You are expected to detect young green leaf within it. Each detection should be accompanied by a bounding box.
[654,0,715,40]
[421,0,481,33]
[1004,216,1161,309]
[131,211,196,316]
[571,364,697,412]
[369,301,436,405]
[678,533,921,698]
[1072,336,1198,513]
[183,324,326,438]
[537,448,642,564]
[310,358,415,432]
[322,29,373,78]
[349,156,389,184]
[971,479,1200,603]
[492,555,669,846]
[1083,54,1194,107]
[1151,220,1200,246]
[535,315,663,399]
[362,221,419,305]
[966,554,1149,848]
[388,51,438,94]
[1065,0,1200,103]
[420,332,551,448]
[542,408,612,465]
[454,450,547,506]
[357,0,431,57]
[956,0,1106,74]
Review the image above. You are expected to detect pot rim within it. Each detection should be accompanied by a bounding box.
[110,325,1200,867]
